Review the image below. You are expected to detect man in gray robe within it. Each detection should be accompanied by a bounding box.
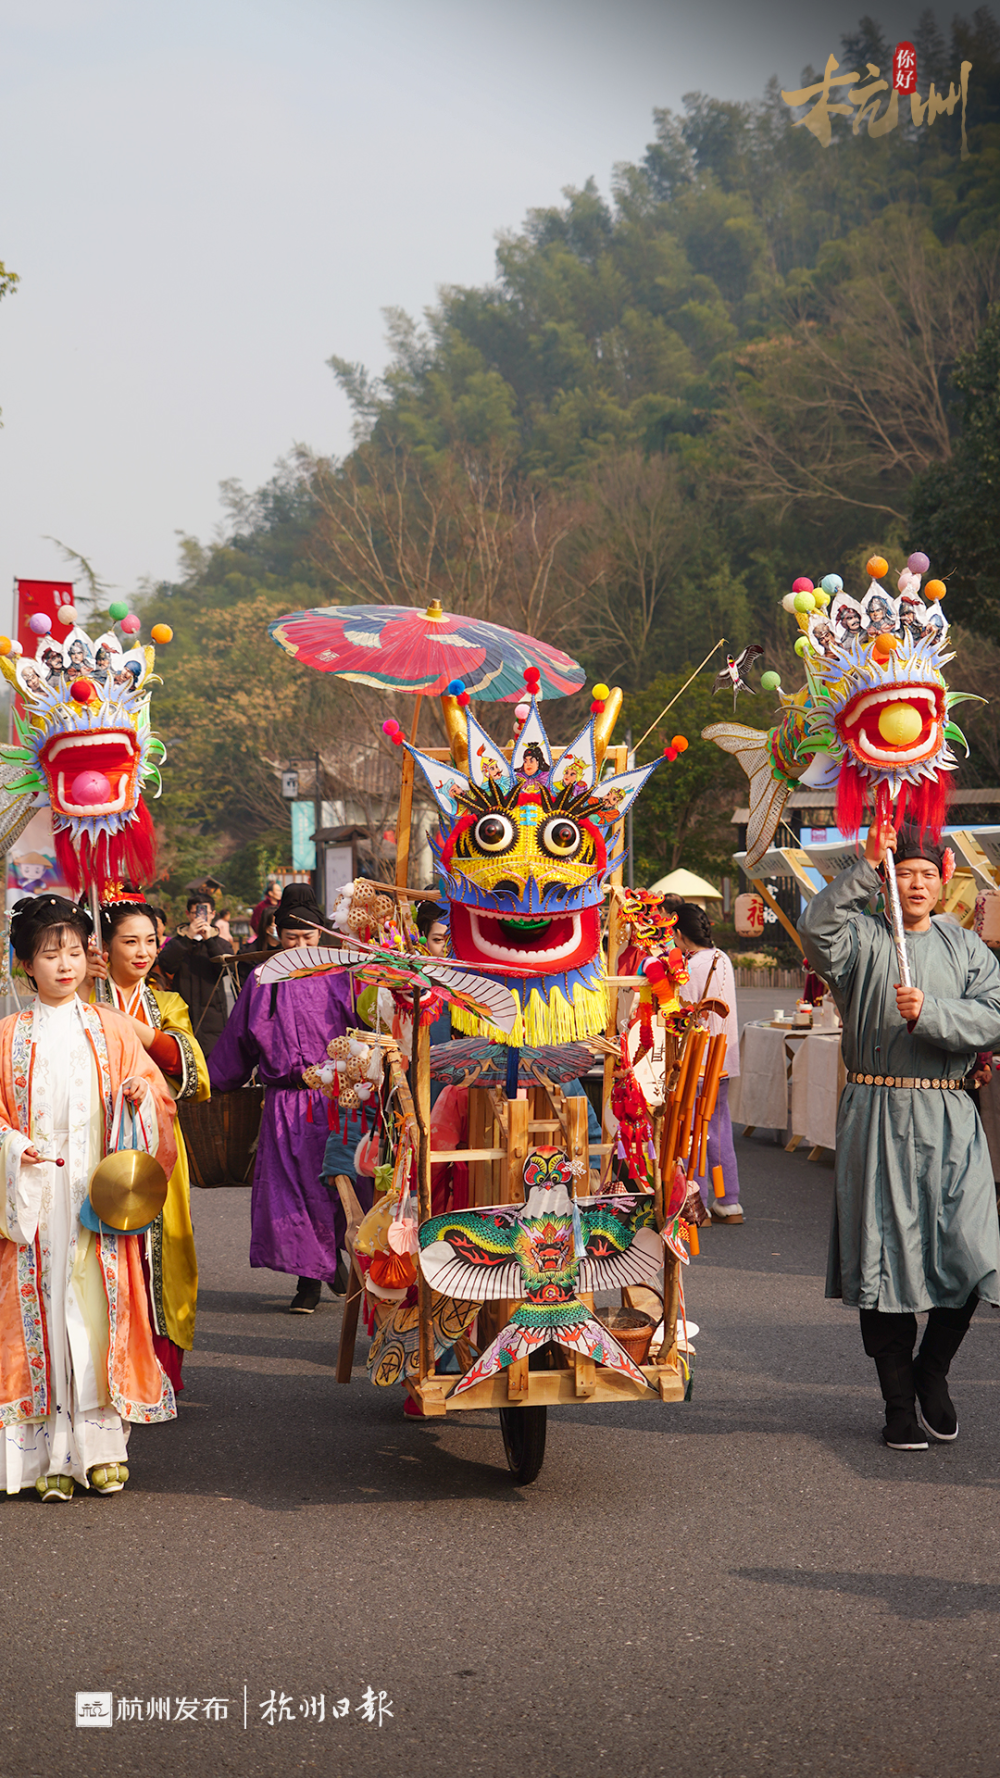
[799,822,1000,1450]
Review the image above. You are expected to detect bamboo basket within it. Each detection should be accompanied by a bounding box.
[595,1306,656,1366]
[179,1087,264,1189]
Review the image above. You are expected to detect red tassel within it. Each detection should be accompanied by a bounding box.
[836,763,868,842]
[52,797,158,896]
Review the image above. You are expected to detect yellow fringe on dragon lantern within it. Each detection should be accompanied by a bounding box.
[450,978,609,1047]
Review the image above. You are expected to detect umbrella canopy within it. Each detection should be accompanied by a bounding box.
[267,600,585,702]
[429,1037,612,1087]
[647,868,723,901]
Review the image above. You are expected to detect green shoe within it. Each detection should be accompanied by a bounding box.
[88,1463,128,1494]
[34,1473,74,1502]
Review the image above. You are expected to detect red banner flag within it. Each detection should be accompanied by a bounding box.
[14,578,74,660]
[892,41,918,93]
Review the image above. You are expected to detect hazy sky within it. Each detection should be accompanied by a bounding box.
[0,0,953,621]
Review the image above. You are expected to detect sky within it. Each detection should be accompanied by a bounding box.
[0,0,957,625]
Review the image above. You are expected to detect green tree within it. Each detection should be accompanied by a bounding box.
[614,671,746,883]
[909,302,1000,637]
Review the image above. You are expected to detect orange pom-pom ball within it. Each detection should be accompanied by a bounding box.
[670,734,689,752]
[924,579,946,601]
[70,678,94,703]
[150,623,174,645]
[0,637,11,656]
[866,555,889,579]
[873,632,899,658]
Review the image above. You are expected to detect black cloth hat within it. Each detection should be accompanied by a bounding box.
[894,823,945,873]
[274,883,325,933]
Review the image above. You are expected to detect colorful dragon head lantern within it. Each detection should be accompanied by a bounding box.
[0,621,167,893]
[703,554,972,867]
[404,699,663,1045]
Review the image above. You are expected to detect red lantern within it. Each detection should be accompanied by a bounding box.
[892,41,917,93]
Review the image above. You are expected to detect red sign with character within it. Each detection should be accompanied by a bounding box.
[892,41,917,93]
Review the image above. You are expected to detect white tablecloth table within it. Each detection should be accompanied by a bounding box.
[729,1023,807,1134]
[730,1021,844,1155]
[789,1031,845,1154]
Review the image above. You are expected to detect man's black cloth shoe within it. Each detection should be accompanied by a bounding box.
[882,1408,929,1451]
[915,1369,959,1441]
[289,1284,321,1314]
[329,1259,349,1297]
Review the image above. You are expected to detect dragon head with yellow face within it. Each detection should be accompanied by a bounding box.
[406,701,662,1044]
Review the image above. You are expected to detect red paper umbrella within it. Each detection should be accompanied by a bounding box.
[267,599,584,701]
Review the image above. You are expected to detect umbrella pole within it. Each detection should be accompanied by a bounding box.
[89,882,108,1004]
[505,1045,520,1100]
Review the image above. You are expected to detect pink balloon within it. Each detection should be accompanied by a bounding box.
[907,552,930,575]
[28,613,51,636]
[69,770,112,805]
[791,577,814,594]
[120,614,141,635]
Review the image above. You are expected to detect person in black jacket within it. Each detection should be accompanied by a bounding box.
[157,895,235,1056]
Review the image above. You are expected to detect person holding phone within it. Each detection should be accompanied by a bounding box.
[157,894,235,1056]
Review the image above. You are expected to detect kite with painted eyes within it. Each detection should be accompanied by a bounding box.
[403,700,665,1046]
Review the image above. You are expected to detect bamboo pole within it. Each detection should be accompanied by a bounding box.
[411,993,433,1382]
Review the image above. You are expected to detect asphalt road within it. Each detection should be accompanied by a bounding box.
[5,1131,1000,1778]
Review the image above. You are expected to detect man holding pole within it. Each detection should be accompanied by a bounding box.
[799,822,1000,1450]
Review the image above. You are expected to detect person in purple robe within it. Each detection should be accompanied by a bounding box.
[208,885,373,1314]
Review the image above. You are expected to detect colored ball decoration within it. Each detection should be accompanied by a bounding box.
[791,577,814,594]
[812,587,830,608]
[150,623,173,645]
[907,551,930,575]
[590,700,605,716]
[878,702,923,746]
[120,614,141,636]
[781,593,800,615]
[69,769,111,805]
[592,682,610,700]
[514,702,529,722]
[445,678,464,696]
[821,574,843,596]
[663,746,678,761]
[108,600,129,622]
[760,670,782,692]
[57,604,77,625]
[794,637,809,657]
[793,590,816,613]
[523,667,541,689]
[70,677,94,703]
[8,641,22,656]
[873,632,899,658]
[382,720,400,736]
[866,555,888,580]
[924,579,946,601]
[456,691,470,707]
[670,735,689,752]
[0,637,11,656]
[28,613,51,636]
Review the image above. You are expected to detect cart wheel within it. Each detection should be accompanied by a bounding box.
[499,1406,547,1484]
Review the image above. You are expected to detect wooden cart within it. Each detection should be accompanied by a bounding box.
[332,732,691,1484]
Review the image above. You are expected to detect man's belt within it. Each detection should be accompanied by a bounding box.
[847,1072,966,1090]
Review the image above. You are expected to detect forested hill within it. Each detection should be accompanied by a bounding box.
[142,9,1000,895]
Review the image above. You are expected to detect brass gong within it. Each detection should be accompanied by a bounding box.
[88,1149,168,1232]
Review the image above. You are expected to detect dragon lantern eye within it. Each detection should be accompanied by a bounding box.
[540,817,582,858]
[473,814,516,853]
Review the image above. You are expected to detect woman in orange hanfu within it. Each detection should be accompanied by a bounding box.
[84,889,209,1394]
[0,895,178,1502]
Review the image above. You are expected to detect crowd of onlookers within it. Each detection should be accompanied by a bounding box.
[133,876,288,1056]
